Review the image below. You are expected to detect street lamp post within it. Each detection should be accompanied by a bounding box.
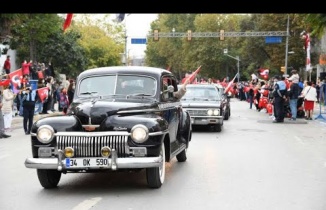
[224,49,241,82]
[284,14,290,76]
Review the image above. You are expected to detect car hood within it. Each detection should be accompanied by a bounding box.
[70,98,158,125]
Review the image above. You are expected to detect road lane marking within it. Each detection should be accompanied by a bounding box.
[294,136,304,144]
[72,197,102,210]
[0,154,10,160]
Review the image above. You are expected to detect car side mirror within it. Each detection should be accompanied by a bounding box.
[167,85,174,93]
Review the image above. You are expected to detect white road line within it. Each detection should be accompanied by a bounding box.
[0,154,10,160]
[294,136,304,144]
[72,197,102,210]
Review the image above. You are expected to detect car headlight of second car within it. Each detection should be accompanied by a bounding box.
[207,109,219,116]
[131,124,149,143]
[37,125,55,143]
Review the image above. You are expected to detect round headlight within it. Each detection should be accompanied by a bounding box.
[213,109,219,115]
[131,124,149,143]
[207,109,213,116]
[37,125,55,143]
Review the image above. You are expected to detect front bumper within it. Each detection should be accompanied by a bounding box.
[25,149,163,171]
[191,116,223,125]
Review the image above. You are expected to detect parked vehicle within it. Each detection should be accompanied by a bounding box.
[24,66,192,189]
[179,84,225,132]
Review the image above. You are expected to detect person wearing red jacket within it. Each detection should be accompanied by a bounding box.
[22,60,32,77]
[3,55,11,75]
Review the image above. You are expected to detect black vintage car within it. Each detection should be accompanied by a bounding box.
[24,66,192,189]
[179,84,225,132]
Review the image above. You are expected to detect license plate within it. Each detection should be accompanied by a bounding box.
[65,158,109,168]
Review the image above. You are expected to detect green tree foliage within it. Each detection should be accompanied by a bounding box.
[146,14,318,81]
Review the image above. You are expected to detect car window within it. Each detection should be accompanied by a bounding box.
[79,75,116,96]
[116,75,157,95]
[183,86,220,100]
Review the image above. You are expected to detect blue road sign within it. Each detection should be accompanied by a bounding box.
[265,36,282,44]
[131,38,147,44]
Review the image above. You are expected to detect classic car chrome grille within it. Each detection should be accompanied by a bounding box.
[57,135,129,158]
[186,109,208,116]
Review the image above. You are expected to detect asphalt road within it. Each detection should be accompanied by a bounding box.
[1,99,326,210]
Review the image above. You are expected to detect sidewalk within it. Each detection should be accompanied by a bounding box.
[11,111,63,130]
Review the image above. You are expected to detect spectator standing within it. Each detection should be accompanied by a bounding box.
[44,62,55,78]
[248,83,255,109]
[3,55,11,75]
[2,84,16,131]
[59,88,69,114]
[287,81,300,121]
[300,81,317,120]
[22,60,32,77]
[0,91,11,138]
[42,77,53,114]
[21,84,39,134]
[315,79,321,103]
[67,79,75,105]
[272,75,287,123]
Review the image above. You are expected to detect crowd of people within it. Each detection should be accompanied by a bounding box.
[230,70,324,123]
[1,58,75,138]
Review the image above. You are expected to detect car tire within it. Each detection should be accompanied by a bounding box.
[37,169,62,189]
[176,148,187,162]
[146,144,165,188]
[224,109,230,120]
[213,124,222,132]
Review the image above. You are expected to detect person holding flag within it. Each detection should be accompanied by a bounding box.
[175,66,201,99]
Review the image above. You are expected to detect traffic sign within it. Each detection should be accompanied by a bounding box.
[131,38,147,44]
[265,36,282,44]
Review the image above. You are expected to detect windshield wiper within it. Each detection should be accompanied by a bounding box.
[80,91,98,95]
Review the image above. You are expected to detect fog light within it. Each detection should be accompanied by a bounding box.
[64,147,74,158]
[101,146,111,157]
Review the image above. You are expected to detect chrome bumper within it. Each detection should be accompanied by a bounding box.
[25,150,163,171]
[191,116,223,125]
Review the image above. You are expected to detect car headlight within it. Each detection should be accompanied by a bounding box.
[131,124,149,143]
[207,109,213,116]
[213,109,219,115]
[37,125,55,143]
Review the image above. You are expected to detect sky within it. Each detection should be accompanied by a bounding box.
[124,14,158,58]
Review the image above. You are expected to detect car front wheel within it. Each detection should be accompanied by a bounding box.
[146,144,166,188]
[37,169,62,189]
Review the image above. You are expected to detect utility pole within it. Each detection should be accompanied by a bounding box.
[224,49,241,82]
[284,14,290,76]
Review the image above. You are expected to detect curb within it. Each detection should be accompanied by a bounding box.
[11,112,63,130]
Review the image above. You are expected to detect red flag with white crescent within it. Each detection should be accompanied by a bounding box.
[63,13,73,32]
[0,79,11,86]
[9,68,23,93]
[37,87,49,103]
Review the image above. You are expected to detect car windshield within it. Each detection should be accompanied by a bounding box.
[182,86,220,101]
[78,74,157,97]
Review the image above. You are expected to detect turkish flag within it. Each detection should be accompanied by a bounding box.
[37,87,49,103]
[63,13,73,32]
[9,69,23,93]
[182,66,201,84]
[224,73,238,94]
[0,79,10,86]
